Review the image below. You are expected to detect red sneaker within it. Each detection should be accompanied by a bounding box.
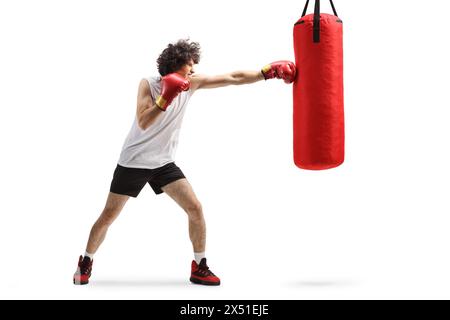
[73,255,93,285]
[190,258,221,286]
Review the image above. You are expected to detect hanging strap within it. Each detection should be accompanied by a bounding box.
[301,0,339,43]
[302,0,338,17]
[329,0,338,16]
[301,0,310,17]
[313,0,321,43]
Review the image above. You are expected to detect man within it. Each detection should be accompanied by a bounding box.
[73,39,296,286]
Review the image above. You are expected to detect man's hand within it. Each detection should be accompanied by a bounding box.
[156,73,190,111]
[261,61,296,84]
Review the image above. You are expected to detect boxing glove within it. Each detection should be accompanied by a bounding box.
[156,73,190,111]
[261,61,296,84]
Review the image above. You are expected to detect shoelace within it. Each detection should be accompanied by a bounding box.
[197,265,215,277]
[79,260,92,275]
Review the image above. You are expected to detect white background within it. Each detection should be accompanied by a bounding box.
[1,0,449,300]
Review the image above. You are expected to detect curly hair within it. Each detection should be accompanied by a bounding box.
[157,39,201,76]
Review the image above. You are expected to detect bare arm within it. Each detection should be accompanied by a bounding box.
[136,79,163,130]
[190,70,265,91]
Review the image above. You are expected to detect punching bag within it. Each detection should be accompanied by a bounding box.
[293,0,344,170]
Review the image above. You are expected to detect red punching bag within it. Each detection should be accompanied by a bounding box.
[293,0,344,170]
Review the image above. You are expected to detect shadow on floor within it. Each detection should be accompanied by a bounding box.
[91,279,188,288]
[286,279,357,288]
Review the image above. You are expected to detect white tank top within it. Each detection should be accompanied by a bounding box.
[117,76,194,169]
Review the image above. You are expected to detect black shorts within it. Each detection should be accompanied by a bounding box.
[110,162,186,197]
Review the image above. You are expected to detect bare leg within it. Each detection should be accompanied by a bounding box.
[161,179,206,253]
[85,192,129,254]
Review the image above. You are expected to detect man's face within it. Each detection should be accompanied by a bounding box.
[176,59,195,79]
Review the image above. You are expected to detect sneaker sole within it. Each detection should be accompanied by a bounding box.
[190,277,221,286]
[73,276,89,285]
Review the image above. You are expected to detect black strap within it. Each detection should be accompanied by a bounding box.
[301,0,339,43]
[330,0,338,16]
[313,0,321,43]
[301,0,310,17]
[302,0,338,17]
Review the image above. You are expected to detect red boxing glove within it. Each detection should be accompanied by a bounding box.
[261,60,296,84]
[156,73,190,111]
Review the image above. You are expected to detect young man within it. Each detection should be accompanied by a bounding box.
[73,39,296,286]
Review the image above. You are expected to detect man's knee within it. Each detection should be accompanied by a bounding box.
[185,201,203,220]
